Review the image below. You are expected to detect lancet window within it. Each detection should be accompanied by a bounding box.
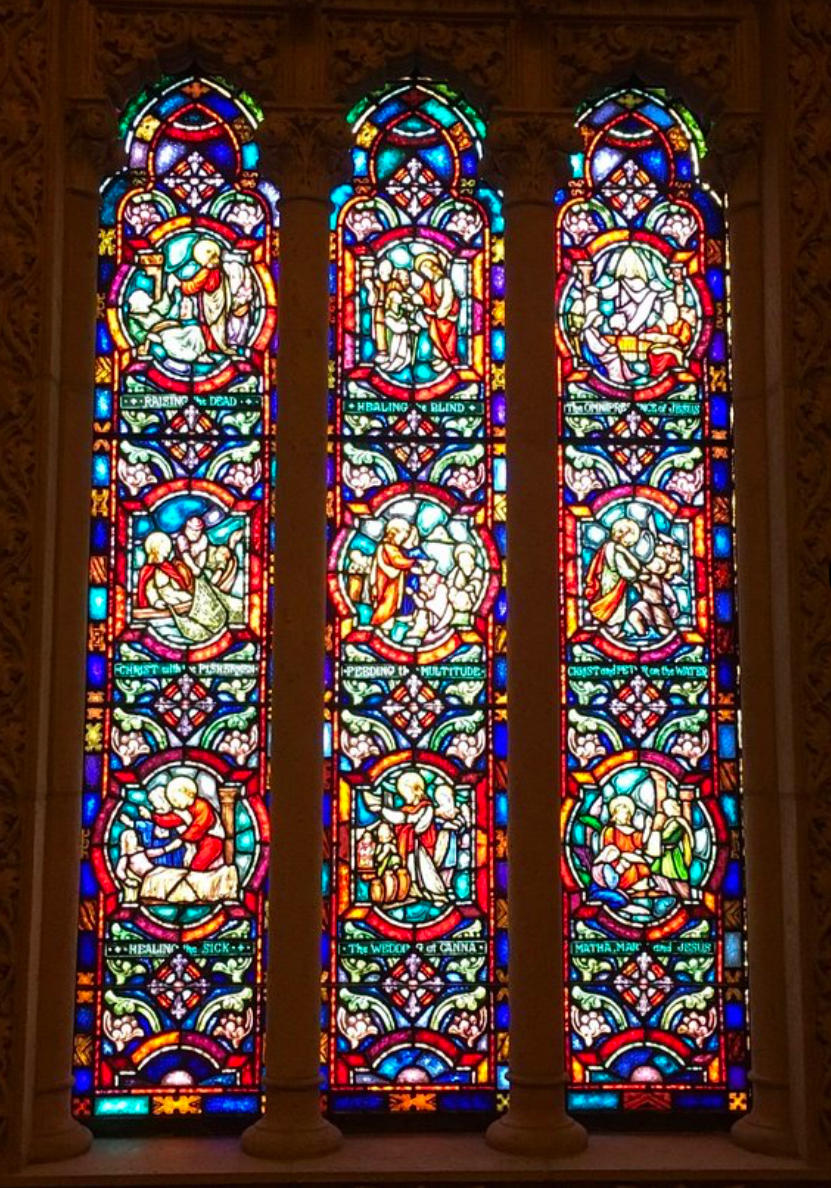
[323,78,508,1115]
[72,74,278,1123]
[555,86,750,1116]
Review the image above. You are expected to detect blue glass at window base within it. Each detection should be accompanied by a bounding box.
[203,1095,261,1114]
[569,1090,619,1110]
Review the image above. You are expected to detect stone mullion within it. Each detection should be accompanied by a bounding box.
[711,125,798,1158]
[240,120,346,1161]
[484,118,587,1158]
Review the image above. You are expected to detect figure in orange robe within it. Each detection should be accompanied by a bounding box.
[176,238,230,355]
[584,518,641,628]
[369,519,419,627]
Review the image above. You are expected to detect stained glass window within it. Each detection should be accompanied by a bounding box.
[323,78,508,1115]
[72,74,278,1124]
[556,86,750,1115]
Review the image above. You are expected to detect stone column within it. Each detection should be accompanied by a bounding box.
[241,115,346,1161]
[707,122,798,1158]
[484,119,587,1158]
[24,99,118,1165]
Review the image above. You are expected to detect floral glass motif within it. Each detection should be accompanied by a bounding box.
[324,79,507,1114]
[555,87,750,1114]
[72,75,278,1124]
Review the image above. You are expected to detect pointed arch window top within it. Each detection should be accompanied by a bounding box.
[345,78,486,199]
[574,85,708,190]
[116,74,278,225]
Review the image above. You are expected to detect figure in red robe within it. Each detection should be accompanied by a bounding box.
[173,238,232,356]
[151,776,224,872]
[416,255,460,368]
[381,771,447,904]
[135,531,193,618]
[647,304,695,377]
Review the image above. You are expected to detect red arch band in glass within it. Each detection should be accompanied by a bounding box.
[324,79,508,1115]
[72,75,278,1124]
[555,86,750,1115]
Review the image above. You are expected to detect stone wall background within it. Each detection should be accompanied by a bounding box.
[0,0,827,1159]
[0,0,48,1143]
[790,0,831,1150]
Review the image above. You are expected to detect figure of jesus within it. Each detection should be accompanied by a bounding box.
[145,775,224,873]
[585,518,642,631]
[135,531,193,619]
[167,238,236,358]
[415,255,460,372]
[381,772,447,905]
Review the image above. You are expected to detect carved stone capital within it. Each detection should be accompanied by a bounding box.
[486,113,577,205]
[259,112,352,200]
[65,98,121,192]
[704,112,763,195]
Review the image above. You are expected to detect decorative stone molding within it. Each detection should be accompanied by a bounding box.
[549,18,740,110]
[704,112,764,193]
[790,0,831,1153]
[65,97,121,191]
[0,0,47,1153]
[259,112,352,200]
[486,113,576,204]
[324,16,509,99]
[92,5,289,104]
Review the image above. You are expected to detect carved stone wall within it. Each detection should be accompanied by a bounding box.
[1,0,828,1164]
[789,0,831,1150]
[0,0,47,1147]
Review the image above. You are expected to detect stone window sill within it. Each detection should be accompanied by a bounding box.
[8,1132,824,1185]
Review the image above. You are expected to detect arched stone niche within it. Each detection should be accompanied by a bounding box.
[2,0,827,1179]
